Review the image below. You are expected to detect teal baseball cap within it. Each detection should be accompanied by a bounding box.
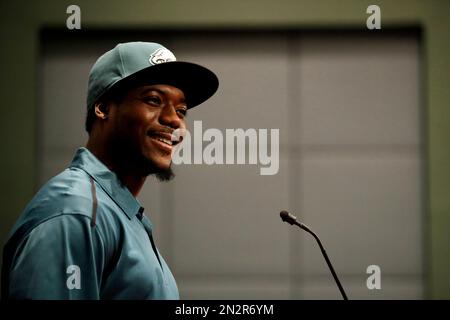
[87,41,219,110]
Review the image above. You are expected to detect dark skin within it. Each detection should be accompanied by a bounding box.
[86,84,187,196]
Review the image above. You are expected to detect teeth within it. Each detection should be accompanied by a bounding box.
[156,137,173,146]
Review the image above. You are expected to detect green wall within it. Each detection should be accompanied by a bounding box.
[0,0,448,298]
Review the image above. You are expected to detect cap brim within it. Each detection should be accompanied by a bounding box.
[110,61,219,109]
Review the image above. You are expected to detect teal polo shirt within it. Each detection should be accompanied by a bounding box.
[2,147,179,299]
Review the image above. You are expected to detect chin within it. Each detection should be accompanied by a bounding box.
[154,168,175,182]
[151,161,175,181]
[151,157,172,172]
[142,149,171,170]
[142,154,175,181]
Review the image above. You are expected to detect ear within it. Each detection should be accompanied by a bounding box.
[94,102,110,120]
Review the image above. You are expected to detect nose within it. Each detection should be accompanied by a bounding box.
[159,103,182,129]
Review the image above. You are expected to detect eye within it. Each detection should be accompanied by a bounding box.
[177,108,187,118]
[144,95,162,105]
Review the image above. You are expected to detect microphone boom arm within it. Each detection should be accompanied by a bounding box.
[280,210,349,300]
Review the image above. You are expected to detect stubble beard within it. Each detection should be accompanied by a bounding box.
[110,135,175,182]
[131,151,176,182]
[149,158,175,182]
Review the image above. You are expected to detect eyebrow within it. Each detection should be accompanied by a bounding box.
[139,87,186,104]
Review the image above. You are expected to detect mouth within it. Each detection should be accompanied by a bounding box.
[147,130,182,153]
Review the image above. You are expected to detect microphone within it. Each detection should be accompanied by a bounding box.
[279,210,349,300]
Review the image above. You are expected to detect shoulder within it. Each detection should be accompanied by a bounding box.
[8,167,100,242]
[5,166,126,263]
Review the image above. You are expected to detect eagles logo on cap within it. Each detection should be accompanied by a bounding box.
[149,48,176,65]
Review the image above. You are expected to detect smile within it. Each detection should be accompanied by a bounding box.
[155,137,173,146]
[147,130,182,153]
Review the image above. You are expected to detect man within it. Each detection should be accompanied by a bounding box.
[1,42,219,299]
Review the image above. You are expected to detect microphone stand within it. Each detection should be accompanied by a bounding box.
[280,211,348,300]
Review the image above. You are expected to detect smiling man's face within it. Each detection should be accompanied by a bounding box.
[107,84,187,179]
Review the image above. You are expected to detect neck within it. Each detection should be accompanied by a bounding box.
[86,138,146,197]
[113,171,146,197]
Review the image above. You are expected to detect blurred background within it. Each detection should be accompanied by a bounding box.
[1,0,449,299]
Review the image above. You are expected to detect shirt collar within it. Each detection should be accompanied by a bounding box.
[70,147,143,220]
